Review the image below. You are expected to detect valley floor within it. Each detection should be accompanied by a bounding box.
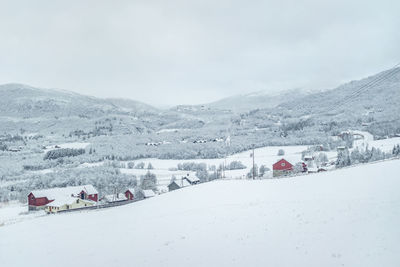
[1,159,400,267]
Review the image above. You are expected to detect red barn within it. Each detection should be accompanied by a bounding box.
[28,185,98,211]
[273,158,293,177]
[125,188,135,200]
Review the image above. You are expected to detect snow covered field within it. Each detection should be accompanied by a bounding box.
[1,159,399,267]
[120,145,310,183]
[0,202,45,226]
[352,130,400,152]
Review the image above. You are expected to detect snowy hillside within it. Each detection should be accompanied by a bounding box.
[1,159,399,267]
[204,88,310,112]
[277,67,400,125]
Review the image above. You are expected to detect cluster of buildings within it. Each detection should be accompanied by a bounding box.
[27,158,328,213]
[272,157,328,177]
[167,174,200,191]
[28,185,156,214]
[28,185,99,213]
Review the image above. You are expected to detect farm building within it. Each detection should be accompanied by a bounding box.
[103,193,128,203]
[124,188,136,200]
[28,185,98,211]
[273,159,293,177]
[136,189,156,199]
[168,181,181,191]
[45,197,96,213]
[142,189,156,198]
[167,178,192,192]
[182,174,200,185]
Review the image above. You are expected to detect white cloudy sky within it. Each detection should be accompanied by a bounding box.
[0,0,399,106]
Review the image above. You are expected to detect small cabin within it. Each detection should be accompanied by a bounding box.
[124,188,136,200]
[273,159,293,177]
[136,189,156,199]
[103,193,128,203]
[168,181,181,192]
[182,174,200,185]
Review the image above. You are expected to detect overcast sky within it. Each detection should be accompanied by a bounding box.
[0,0,399,107]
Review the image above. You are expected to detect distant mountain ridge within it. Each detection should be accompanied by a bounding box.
[202,88,319,112]
[0,83,157,118]
[0,66,399,140]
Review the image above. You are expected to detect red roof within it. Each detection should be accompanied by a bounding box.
[273,158,293,171]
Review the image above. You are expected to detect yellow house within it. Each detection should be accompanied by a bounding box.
[45,197,96,213]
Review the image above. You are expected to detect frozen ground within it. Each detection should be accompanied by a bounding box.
[1,159,399,267]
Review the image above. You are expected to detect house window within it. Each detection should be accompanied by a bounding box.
[281,162,286,167]
[31,196,34,200]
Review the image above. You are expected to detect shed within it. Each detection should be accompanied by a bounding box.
[183,174,200,185]
[168,181,181,192]
[124,188,136,200]
[136,189,156,199]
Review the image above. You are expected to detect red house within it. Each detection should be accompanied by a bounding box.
[125,188,135,200]
[273,158,293,177]
[28,185,98,211]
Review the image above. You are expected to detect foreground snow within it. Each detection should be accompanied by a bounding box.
[1,160,400,267]
[0,202,45,226]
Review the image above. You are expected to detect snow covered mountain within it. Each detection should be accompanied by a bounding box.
[278,67,400,117]
[1,159,399,267]
[0,83,156,118]
[205,88,310,112]
[0,66,399,161]
[238,67,400,138]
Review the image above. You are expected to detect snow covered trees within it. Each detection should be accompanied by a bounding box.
[336,148,351,168]
[177,162,207,172]
[247,164,258,179]
[277,149,285,156]
[195,169,209,182]
[44,148,85,160]
[140,171,157,191]
[226,161,246,170]
[135,162,145,169]
[315,152,328,166]
[259,165,269,177]
[392,144,400,156]
[147,163,154,169]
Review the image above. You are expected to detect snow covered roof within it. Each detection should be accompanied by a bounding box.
[168,178,194,189]
[184,176,200,183]
[46,197,95,208]
[126,188,135,194]
[142,190,156,198]
[179,179,191,187]
[103,194,128,202]
[30,185,98,200]
[307,167,319,173]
